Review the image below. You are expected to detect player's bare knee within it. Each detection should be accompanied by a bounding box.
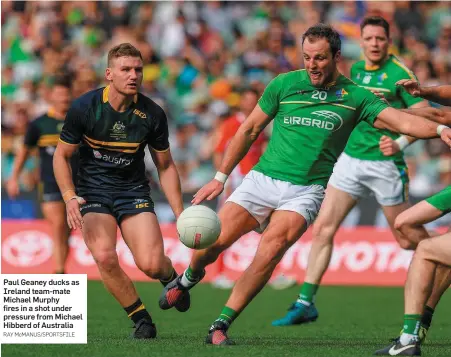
[312,222,336,246]
[93,250,120,273]
[205,238,229,259]
[416,239,433,258]
[135,256,166,279]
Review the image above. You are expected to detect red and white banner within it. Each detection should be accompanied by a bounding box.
[1,220,419,286]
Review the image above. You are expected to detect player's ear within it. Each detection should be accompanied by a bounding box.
[105,67,113,81]
[334,50,341,63]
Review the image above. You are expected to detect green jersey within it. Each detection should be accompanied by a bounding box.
[254,70,388,187]
[344,55,423,161]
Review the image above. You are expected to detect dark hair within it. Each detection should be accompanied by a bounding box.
[360,16,390,38]
[108,43,142,66]
[52,75,72,89]
[302,24,341,57]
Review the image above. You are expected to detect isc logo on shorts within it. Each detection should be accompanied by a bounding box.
[135,203,149,209]
[133,109,147,119]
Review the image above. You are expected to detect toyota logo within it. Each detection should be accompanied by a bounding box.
[2,231,53,267]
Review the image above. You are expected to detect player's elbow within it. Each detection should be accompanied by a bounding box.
[53,144,71,167]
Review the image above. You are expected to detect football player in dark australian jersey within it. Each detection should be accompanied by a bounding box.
[6,76,74,275]
[53,43,189,339]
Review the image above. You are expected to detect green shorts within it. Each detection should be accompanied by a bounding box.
[425,186,451,214]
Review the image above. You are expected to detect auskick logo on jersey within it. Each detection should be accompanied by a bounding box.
[92,150,133,166]
[283,110,343,132]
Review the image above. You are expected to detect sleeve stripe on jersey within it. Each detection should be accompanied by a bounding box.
[280,101,356,111]
[392,58,416,80]
[150,146,170,153]
[83,135,143,148]
[360,86,391,93]
[59,138,79,146]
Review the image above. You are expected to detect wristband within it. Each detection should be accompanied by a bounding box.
[214,171,228,184]
[437,125,448,136]
[62,190,79,203]
[394,136,410,151]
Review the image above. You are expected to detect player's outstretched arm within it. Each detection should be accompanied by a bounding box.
[54,141,85,230]
[150,148,184,219]
[396,80,451,106]
[380,107,451,156]
[192,104,272,204]
[401,107,451,126]
[374,107,451,147]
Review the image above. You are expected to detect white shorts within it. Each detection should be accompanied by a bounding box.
[217,167,246,209]
[328,152,409,206]
[226,170,325,232]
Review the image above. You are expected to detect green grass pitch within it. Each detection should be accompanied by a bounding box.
[2,281,451,357]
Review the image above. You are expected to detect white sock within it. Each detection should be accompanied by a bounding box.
[400,332,418,346]
[180,269,199,288]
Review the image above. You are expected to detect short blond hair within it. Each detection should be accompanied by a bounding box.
[107,43,142,66]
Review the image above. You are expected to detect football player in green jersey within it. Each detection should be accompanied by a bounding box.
[375,84,451,356]
[6,76,74,275]
[53,44,189,339]
[159,24,451,345]
[272,16,451,333]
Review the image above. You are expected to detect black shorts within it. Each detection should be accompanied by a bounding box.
[78,190,155,224]
[39,181,63,202]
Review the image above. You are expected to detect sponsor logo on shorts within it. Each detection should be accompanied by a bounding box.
[80,203,102,211]
[92,150,133,166]
[133,198,150,209]
[283,110,343,132]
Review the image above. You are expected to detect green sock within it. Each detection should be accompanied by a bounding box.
[298,282,319,304]
[185,266,202,282]
[403,314,421,335]
[421,306,434,329]
[215,306,238,327]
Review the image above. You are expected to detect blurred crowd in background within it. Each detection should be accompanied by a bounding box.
[2,1,451,209]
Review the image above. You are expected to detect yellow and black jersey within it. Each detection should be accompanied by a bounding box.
[24,109,77,184]
[59,86,169,193]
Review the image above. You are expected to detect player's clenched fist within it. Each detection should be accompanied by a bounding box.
[192,179,224,205]
[396,79,421,97]
[379,135,401,156]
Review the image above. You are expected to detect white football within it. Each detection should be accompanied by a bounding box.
[176,205,221,249]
